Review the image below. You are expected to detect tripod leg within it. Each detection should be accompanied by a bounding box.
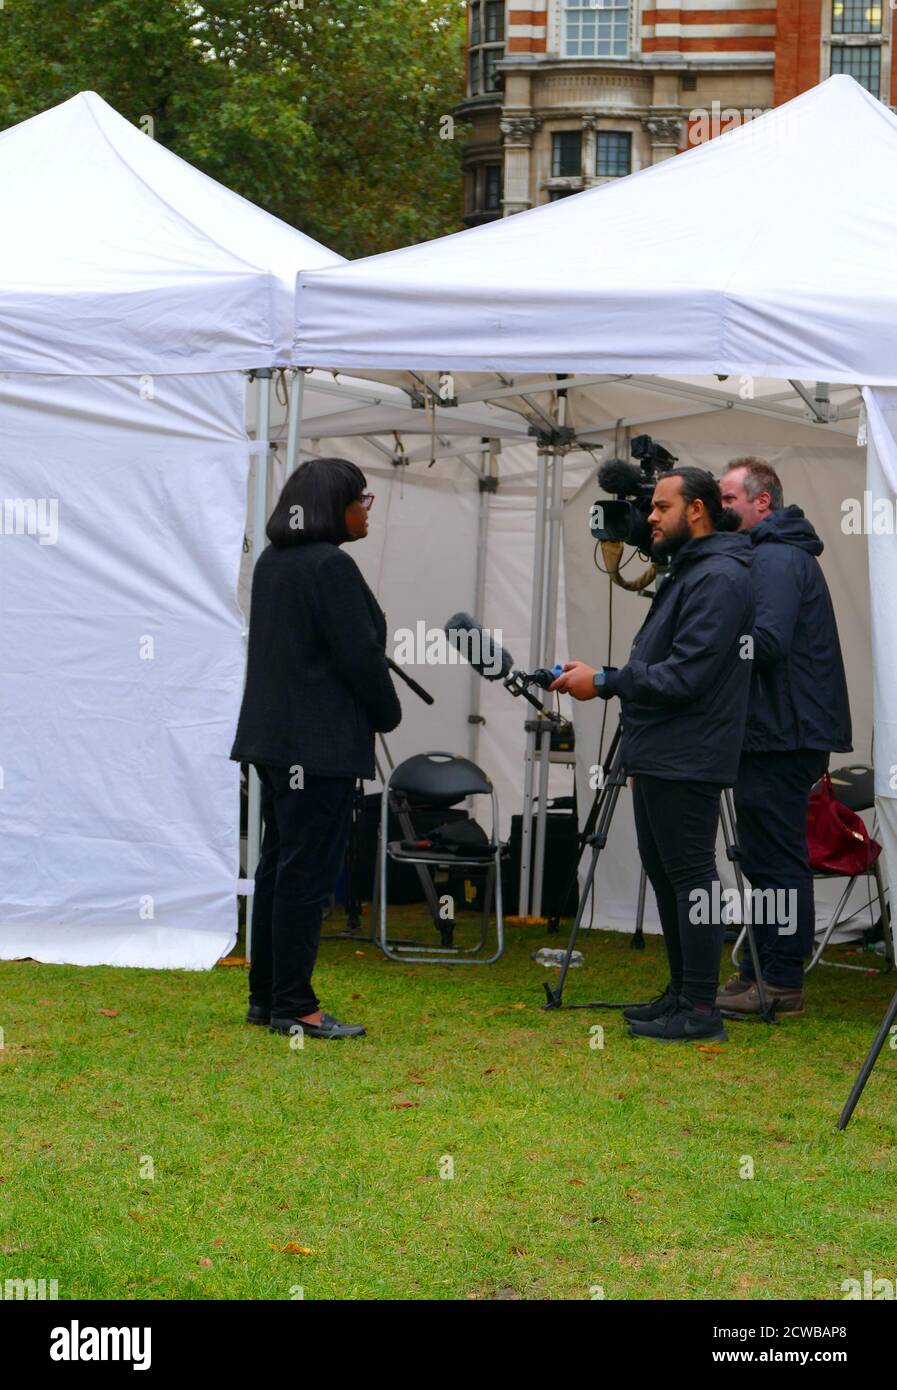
[838,984,897,1130]
[543,839,603,1008]
[543,755,627,1008]
[721,789,775,1024]
[547,725,623,933]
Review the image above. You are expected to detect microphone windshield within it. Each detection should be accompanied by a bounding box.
[597,457,645,497]
[444,612,513,680]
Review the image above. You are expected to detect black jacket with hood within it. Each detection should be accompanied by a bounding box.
[742,505,851,755]
[599,531,754,785]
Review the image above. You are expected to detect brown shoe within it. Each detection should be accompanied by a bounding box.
[717,973,751,999]
[718,979,804,1018]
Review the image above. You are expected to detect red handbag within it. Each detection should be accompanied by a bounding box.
[807,772,881,875]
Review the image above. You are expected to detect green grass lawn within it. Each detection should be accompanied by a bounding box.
[1,910,896,1301]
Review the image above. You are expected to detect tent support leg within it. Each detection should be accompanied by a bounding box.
[286,366,305,475]
[245,368,272,965]
[532,405,566,916]
[519,446,549,916]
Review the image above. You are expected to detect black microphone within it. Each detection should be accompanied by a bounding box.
[597,457,645,497]
[443,612,514,681]
[385,656,434,704]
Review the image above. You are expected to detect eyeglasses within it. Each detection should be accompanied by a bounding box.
[359,492,375,511]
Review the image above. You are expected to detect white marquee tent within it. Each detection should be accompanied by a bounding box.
[294,74,897,939]
[0,92,342,969]
[0,77,892,972]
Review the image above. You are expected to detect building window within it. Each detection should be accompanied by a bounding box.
[484,164,502,210]
[549,189,579,200]
[565,0,630,58]
[596,131,631,176]
[467,164,503,215]
[469,49,481,95]
[552,130,582,177]
[485,0,504,40]
[468,0,505,96]
[831,43,881,92]
[832,0,881,33]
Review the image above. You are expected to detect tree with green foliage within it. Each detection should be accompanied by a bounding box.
[0,0,469,257]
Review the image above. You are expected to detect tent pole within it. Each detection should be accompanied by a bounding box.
[245,368,273,964]
[519,445,549,916]
[532,399,566,915]
[285,366,305,475]
[469,439,493,765]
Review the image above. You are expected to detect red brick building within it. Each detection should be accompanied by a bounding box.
[459,0,890,223]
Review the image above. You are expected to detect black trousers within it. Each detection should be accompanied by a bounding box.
[733,748,828,989]
[248,765,355,1017]
[631,775,725,1008]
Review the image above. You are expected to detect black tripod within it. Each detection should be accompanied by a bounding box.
[541,721,776,1021]
[838,979,897,1129]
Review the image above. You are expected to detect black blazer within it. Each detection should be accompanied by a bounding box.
[230,540,402,778]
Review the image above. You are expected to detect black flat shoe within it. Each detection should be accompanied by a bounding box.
[622,984,679,1024]
[628,998,728,1043]
[246,1005,271,1026]
[269,1011,366,1040]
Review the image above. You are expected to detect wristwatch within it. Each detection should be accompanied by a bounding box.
[592,668,606,690]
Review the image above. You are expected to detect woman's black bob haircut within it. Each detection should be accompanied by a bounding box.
[266,457,367,548]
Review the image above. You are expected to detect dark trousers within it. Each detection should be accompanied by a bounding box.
[248,765,355,1017]
[733,749,828,990]
[632,775,725,1008]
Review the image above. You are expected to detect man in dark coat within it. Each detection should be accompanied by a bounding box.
[717,458,852,1017]
[552,468,754,1043]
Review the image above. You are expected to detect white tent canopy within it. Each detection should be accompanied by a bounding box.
[0,91,341,375]
[295,76,897,385]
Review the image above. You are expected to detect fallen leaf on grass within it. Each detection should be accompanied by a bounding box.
[98,1008,118,1018]
[511,1003,526,1010]
[199,1257,212,1268]
[390,1101,420,1110]
[354,950,366,957]
[567,1178,584,1186]
[351,994,361,1000]
[482,1067,495,1075]
[217,956,247,967]
[697,1045,724,1055]
[271,1242,313,1256]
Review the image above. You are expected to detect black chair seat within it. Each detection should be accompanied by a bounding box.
[389,752,492,805]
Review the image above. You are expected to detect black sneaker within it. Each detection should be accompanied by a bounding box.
[628,997,728,1043]
[269,1011,366,1040]
[622,984,679,1024]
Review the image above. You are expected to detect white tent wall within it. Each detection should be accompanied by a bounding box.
[0,373,249,969]
[564,436,875,937]
[863,388,897,944]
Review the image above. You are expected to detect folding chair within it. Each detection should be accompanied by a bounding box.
[377,751,505,964]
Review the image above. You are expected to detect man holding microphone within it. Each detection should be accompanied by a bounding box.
[551,467,754,1043]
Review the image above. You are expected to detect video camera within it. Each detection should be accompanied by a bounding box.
[589,434,678,557]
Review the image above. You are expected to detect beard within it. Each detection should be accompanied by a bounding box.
[651,516,692,564]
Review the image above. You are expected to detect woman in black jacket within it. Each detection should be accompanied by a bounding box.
[231,458,401,1040]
